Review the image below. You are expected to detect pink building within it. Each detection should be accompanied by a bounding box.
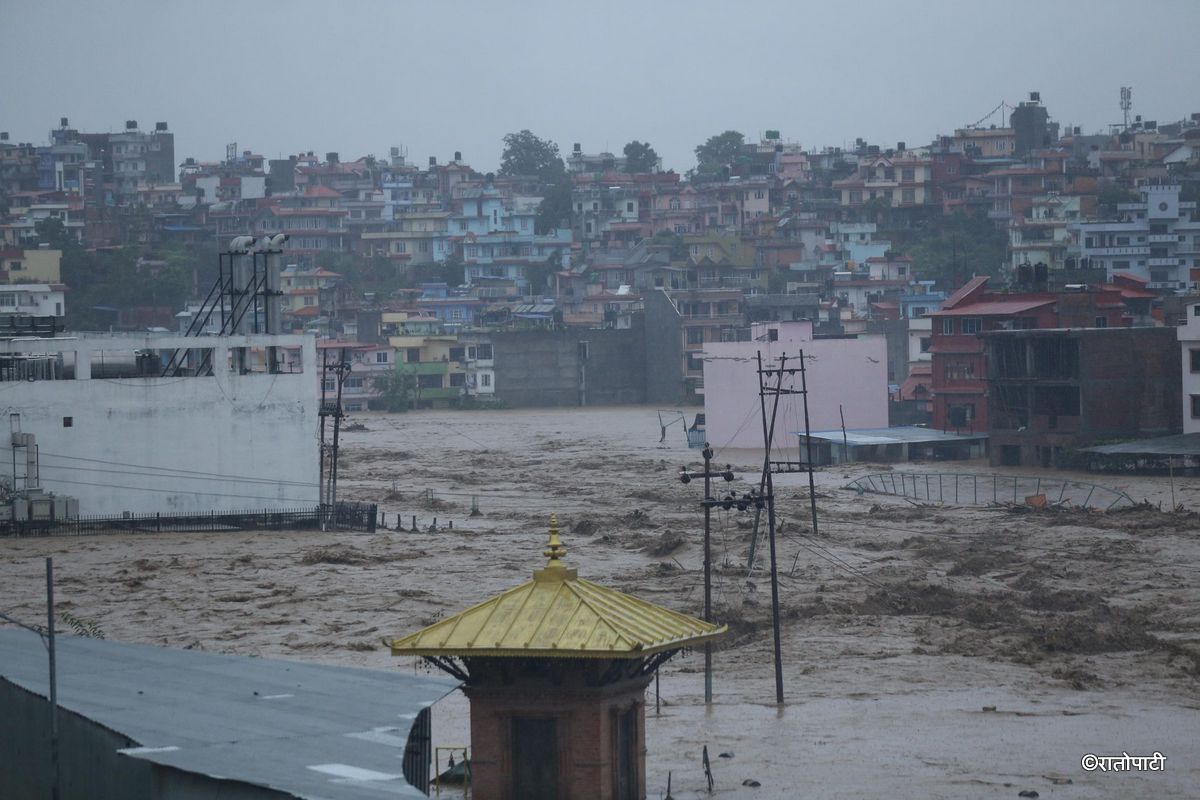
[702,321,889,450]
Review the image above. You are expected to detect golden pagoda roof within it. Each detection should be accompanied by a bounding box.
[389,515,726,660]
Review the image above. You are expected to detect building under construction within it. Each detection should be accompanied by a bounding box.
[983,326,1181,468]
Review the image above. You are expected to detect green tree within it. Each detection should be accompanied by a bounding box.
[372,367,416,412]
[904,212,1007,289]
[694,130,746,178]
[498,130,565,178]
[623,140,659,173]
[497,130,572,235]
[535,179,572,235]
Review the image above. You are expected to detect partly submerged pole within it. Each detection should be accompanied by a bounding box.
[702,443,713,706]
[756,351,786,705]
[47,557,59,800]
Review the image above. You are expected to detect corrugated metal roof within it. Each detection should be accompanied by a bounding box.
[928,298,1054,316]
[390,517,725,659]
[0,630,457,799]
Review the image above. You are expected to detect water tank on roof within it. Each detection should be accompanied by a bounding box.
[1029,91,1040,103]
[126,120,138,130]
[454,151,462,161]
[156,121,168,131]
[60,117,69,127]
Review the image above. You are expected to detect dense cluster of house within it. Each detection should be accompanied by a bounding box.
[3,94,1200,468]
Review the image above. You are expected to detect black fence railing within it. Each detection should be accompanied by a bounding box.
[0,502,377,538]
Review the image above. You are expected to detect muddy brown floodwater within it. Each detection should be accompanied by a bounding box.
[3,405,1199,798]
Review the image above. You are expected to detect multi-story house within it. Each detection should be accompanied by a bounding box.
[984,327,1180,467]
[833,149,933,210]
[361,211,454,263]
[385,319,469,408]
[1068,181,1200,290]
[0,246,61,284]
[927,276,1129,432]
[109,121,175,197]
[1008,194,1084,273]
[1180,301,1200,433]
[643,287,744,401]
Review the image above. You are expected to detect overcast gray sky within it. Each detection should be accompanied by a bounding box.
[3,0,1198,173]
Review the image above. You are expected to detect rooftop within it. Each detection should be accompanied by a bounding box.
[389,516,726,660]
[0,630,456,799]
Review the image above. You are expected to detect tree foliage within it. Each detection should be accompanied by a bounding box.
[694,130,746,178]
[623,140,659,173]
[902,212,1008,289]
[497,130,571,235]
[372,367,416,412]
[498,130,565,178]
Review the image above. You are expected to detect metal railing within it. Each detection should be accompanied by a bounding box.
[0,502,377,538]
[845,472,1134,510]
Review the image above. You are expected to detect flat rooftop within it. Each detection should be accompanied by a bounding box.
[798,426,988,446]
[1083,432,1200,457]
[0,629,457,799]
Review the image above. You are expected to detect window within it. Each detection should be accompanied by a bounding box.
[902,188,916,204]
[406,348,421,363]
[1193,395,1200,419]
[901,168,915,182]
[449,372,466,387]
[481,373,491,387]
[687,328,704,345]
[626,201,634,212]
[961,318,982,334]
[375,351,388,363]
[62,417,73,428]
[754,191,764,200]
[344,377,364,389]
[303,296,315,306]
[686,352,704,372]
[941,318,955,335]
[1191,349,1200,373]
[1094,316,1107,328]
[477,344,493,360]
[919,337,931,353]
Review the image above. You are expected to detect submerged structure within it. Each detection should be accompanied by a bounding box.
[390,516,725,800]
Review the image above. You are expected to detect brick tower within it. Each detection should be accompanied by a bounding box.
[390,515,726,799]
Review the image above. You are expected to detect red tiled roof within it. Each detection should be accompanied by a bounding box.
[942,276,990,309]
[928,298,1055,317]
[288,306,321,317]
[304,186,343,198]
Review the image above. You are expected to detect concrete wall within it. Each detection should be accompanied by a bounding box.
[492,322,645,407]
[0,678,291,800]
[642,290,686,405]
[703,327,889,451]
[0,333,319,516]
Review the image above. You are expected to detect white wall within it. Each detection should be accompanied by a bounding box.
[703,323,889,451]
[1180,304,1200,434]
[0,334,318,515]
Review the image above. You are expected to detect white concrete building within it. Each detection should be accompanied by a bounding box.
[0,332,318,515]
[1068,182,1200,289]
[0,284,65,318]
[1179,301,1200,433]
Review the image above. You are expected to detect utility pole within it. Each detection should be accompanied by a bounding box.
[318,347,351,531]
[47,557,59,800]
[756,352,787,705]
[679,446,733,705]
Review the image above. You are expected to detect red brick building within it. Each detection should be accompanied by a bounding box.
[928,276,1128,431]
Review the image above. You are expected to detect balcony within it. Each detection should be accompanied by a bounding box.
[1084,246,1149,257]
[399,361,449,375]
[1148,233,1177,243]
[1148,257,1180,267]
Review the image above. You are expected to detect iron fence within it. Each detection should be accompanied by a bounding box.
[0,502,377,538]
[845,472,1134,510]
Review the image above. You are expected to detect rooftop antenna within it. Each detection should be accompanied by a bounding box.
[1120,86,1133,130]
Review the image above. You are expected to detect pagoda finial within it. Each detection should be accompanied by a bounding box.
[543,513,567,566]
